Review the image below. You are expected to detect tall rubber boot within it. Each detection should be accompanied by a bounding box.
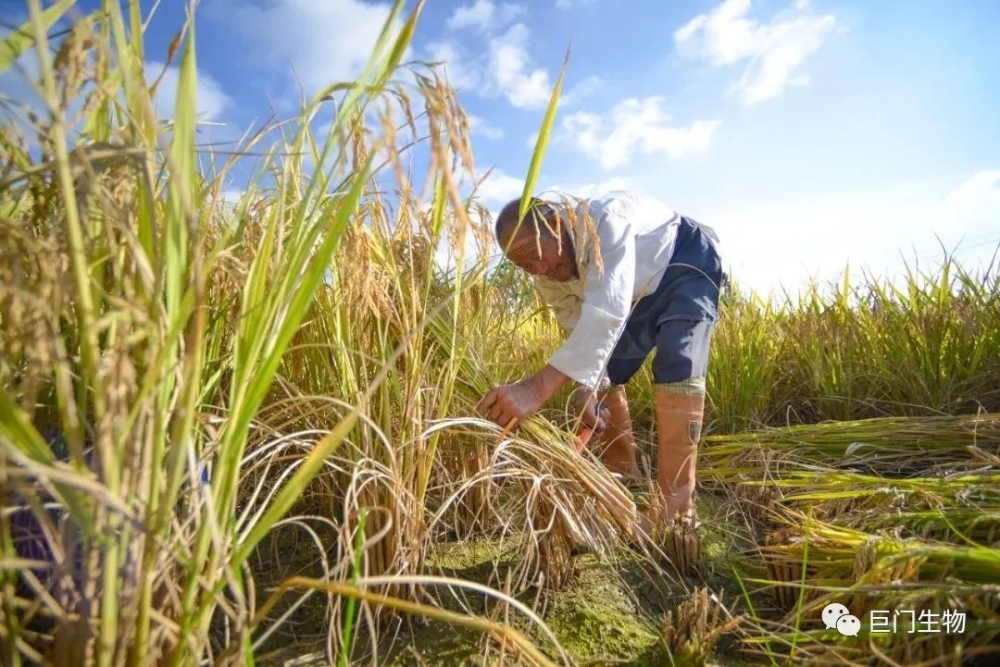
[654,378,706,525]
[593,385,641,479]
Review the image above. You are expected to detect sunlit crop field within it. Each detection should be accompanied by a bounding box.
[2,3,998,666]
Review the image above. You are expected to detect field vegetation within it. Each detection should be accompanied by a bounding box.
[1,2,998,666]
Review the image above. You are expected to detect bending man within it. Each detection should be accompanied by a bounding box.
[475,190,724,528]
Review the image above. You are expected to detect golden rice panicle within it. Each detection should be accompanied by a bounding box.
[660,588,744,667]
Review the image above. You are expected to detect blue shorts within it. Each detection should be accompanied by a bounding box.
[606,217,724,386]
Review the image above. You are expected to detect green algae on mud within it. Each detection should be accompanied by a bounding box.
[388,541,665,666]
[538,559,669,666]
[382,491,759,666]
[253,489,762,666]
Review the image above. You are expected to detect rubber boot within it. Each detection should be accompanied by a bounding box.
[654,378,706,525]
[593,385,642,480]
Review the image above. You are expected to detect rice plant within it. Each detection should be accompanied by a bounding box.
[0,1,588,663]
[2,1,999,666]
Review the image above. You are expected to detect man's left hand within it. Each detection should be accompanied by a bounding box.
[572,388,610,438]
[476,379,545,430]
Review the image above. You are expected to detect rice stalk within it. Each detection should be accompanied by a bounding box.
[659,588,745,667]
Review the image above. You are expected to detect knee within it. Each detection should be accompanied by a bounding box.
[652,318,715,383]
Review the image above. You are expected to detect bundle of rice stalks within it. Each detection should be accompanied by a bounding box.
[702,413,1000,476]
[704,446,792,536]
[756,514,869,611]
[439,442,493,541]
[639,500,703,577]
[775,470,1000,533]
[658,520,703,578]
[752,504,1000,663]
[659,588,744,667]
[864,508,1000,545]
[458,420,638,592]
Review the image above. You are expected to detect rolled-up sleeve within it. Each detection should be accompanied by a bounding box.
[547,204,634,390]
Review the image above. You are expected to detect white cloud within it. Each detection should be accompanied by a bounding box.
[147,61,231,121]
[220,187,248,205]
[561,75,604,107]
[545,176,637,199]
[447,0,526,32]
[947,170,1000,217]
[490,24,553,109]
[425,24,598,111]
[426,40,482,91]
[674,0,838,106]
[467,114,504,139]
[555,0,597,8]
[219,0,403,93]
[708,172,1000,299]
[474,168,526,204]
[941,170,1000,259]
[562,97,720,169]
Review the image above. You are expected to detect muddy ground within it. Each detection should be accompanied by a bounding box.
[258,489,774,666]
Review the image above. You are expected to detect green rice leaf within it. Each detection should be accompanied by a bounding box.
[0,0,74,76]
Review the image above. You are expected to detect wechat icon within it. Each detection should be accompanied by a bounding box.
[822,602,861,637]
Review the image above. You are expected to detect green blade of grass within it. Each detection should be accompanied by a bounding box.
[514,46,569,247]
[0,0,75,76]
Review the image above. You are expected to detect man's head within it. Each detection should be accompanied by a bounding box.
[495,197,578,281]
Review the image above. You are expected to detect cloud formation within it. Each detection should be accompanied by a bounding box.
[562,97,720,169]
[467,114,505,139]
[712,171,1000,298]
[474,168,526,204]
[427,11,600,110]
[447,0,526,32]
[219,0,403,93]
[674,0,838,106]
[555,0,598,8]
[489,24,554,109]
[147,60,231,122]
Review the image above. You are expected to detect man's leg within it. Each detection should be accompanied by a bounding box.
[654,375,707,521]
[652,315,716,522]
[594,383,641,478]
[643,216,722,526]
[598,330,651,478]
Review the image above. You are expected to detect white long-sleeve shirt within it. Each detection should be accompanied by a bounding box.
[534,190,719,391]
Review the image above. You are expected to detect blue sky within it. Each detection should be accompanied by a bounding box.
[3,0,999,295]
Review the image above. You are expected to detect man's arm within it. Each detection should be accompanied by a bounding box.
[529,364,574,400]
[475,367,610,434]
[476,204,635,428]
[546,204,635,391]
[476,364,571,430]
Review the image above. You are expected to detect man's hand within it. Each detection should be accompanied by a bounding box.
[477,365,572,431]
[572,387,610,437]
[476,379,546,430]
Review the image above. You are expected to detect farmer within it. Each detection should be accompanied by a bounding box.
[475,190,724,529]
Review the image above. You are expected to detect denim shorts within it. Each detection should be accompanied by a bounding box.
[605,217,724,385]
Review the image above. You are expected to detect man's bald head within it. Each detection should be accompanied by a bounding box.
[494,197,558,250]
[493,196,578,282]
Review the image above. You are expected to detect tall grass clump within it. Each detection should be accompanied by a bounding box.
[0,0,420,661]
[704,260,1000,432]
[0,2,643,664]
